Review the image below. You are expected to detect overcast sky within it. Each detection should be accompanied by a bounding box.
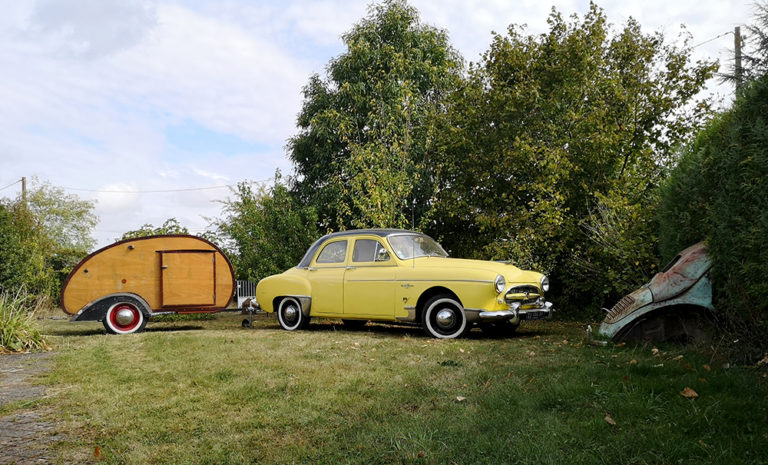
[0,0,754,249]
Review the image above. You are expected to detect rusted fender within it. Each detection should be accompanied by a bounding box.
[599,242,714,341]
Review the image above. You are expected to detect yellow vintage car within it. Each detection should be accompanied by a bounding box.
[255,229,553,338]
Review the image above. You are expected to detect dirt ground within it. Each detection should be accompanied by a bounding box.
[0,352,63,464]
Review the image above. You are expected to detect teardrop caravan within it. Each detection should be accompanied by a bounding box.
[61,235,236,334]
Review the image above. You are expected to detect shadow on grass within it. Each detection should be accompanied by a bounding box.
[306,320,553,340]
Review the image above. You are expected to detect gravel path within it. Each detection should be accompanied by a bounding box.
[0,352,62,464]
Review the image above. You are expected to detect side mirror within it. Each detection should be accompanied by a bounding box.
[376,248,390,262]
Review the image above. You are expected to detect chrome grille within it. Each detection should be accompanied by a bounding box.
[505,285,541,304]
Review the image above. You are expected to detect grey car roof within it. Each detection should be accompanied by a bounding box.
[296,229,425,268]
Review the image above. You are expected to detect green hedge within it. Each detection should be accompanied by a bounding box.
[659,76,768,360]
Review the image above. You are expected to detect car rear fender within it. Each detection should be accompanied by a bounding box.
[255,273,311,313]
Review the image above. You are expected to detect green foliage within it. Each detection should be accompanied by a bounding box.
[121,218,190,240]
[431,4,716,313]
[660,75,768,360]
[0,181,97,297]
[0,201,55,296]
[213,175,319,281]
[0,288,48,352]
[289,0,462,230]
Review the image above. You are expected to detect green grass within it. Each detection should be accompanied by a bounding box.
[37,314,767,464]
[0,288,48,352]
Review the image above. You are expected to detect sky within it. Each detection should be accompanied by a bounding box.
[0,0,755,249]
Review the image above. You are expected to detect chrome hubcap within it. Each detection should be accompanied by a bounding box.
[436,309,455,329]
[284,305,299,324]
[116,308,136,325]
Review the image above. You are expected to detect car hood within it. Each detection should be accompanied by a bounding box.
[411,257,544,283]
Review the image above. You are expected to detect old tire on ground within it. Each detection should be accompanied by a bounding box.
[277,297,309,331]
[480,320,518,337]
[341,319,367,329]
[423,295,468,339]
[103,302,148,335]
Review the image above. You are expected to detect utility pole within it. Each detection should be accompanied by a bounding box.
[735,26,743,90]
[21,176,27,204]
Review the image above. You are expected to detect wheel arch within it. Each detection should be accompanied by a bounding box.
[70,293,152,322]
[415,286,461,323]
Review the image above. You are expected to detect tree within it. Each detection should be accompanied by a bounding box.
[0,181,97,297]
[121,218,189,240]
[213,175,319,282]
[288,0,462,231]
[430,3,716,313]
[0,201,54,296]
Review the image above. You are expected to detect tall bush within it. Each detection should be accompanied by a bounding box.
[659,76,768,360]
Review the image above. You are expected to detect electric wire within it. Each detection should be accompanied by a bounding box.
[692,30,735,49]
[0,179,21,192]
[58,178,272,194]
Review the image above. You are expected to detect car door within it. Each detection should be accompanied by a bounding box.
[307,239,348,315]
[343,238,396,319]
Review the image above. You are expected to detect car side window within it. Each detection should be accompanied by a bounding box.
[352,239,386,263]
[316,240,347,264]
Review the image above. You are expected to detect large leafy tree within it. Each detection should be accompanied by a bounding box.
[289,0,462,231]
[431,4,716,312]
[213,175,319,282]
[0,181,97,297]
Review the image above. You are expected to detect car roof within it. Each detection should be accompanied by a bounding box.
[296,229,423,268]
[322,229,415,239]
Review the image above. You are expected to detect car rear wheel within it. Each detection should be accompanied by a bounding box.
[277,297,309,331]
[103,302,148,335]
[423,295,468,339]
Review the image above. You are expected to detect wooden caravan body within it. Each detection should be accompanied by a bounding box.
[61,235,235,334]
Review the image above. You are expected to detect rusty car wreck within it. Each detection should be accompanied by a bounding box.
[599,242,717,343]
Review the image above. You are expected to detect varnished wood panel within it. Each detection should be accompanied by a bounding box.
[161,251,215,307]
[61,235,235,315]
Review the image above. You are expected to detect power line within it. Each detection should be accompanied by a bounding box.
[692,30,734,49]
[0,179,21,192]
[60,178,272,194]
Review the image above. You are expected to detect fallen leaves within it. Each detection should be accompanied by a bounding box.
[680,387,699,399]
[456,396,467,402]
[604,413,617,426]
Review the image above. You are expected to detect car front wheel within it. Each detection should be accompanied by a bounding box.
[277,297,309,331]
[423,295,468,339]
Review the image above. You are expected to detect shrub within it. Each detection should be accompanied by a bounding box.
[659,76,768,361]
[0,289,48,353]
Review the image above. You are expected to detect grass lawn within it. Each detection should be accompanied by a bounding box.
[32,313,768,464]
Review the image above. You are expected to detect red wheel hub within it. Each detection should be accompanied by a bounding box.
[110,304,140,331]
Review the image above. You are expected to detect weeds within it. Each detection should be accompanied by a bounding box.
[0,288,48,352]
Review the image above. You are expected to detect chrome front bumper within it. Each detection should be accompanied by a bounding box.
[472,301,554,324]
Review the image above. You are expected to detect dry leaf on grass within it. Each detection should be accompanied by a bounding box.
[456,396,467,402]
[604,413,617,426]
[702,364,711,372]
[680,387,699,399]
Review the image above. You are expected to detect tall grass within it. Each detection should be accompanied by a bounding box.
[0,288,48,352]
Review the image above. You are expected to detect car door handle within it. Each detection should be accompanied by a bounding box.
[308,267,317,271]
[346,266,356,270]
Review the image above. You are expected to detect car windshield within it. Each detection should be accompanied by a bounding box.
[387,234,448,260]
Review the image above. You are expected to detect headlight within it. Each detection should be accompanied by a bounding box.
[540,275,550,292]
[494,275,506,294]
